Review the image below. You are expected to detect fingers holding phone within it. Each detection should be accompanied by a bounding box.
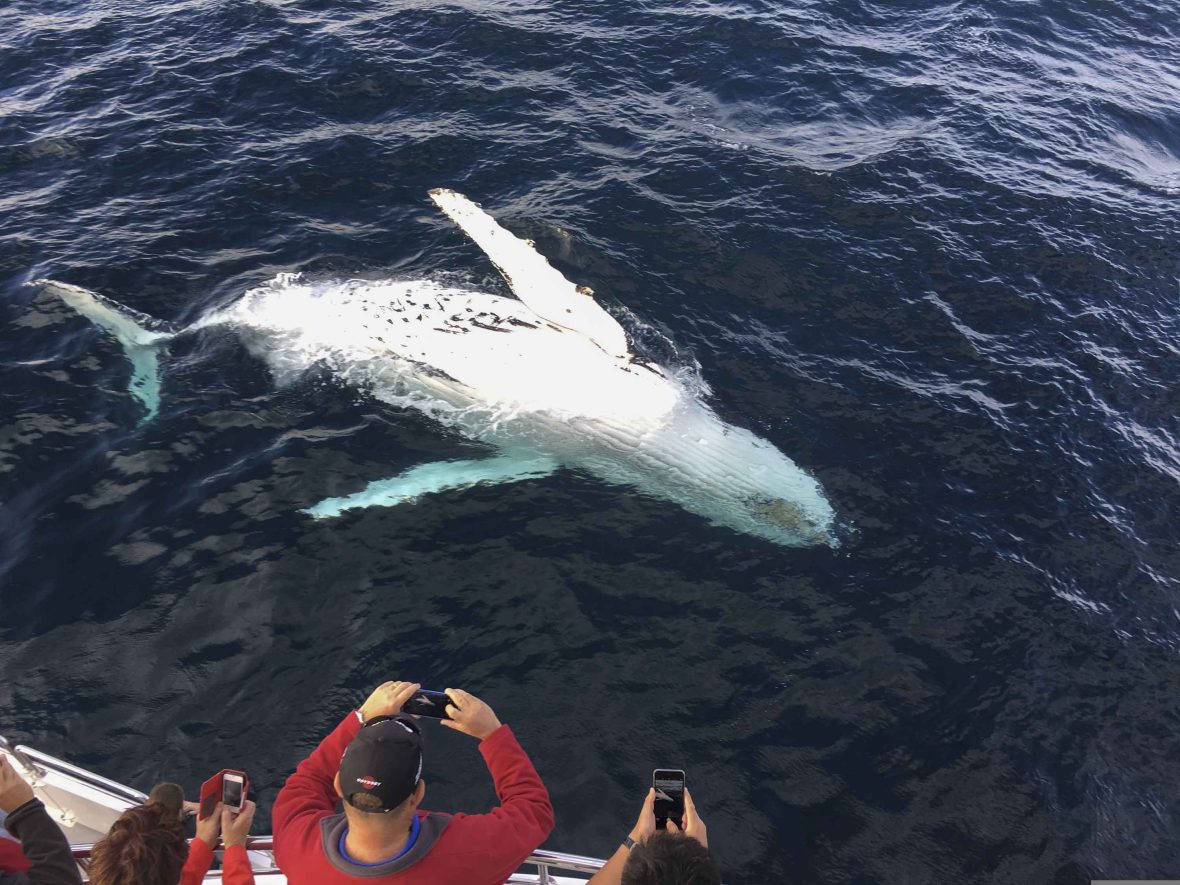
[221,799,256,848]
[628,787,658,844]
[652,776,706,848]
[681,788,707,848]
[199,770,248,820]
[195,802,223,848]
[440,688,502,740]
[360,681,422,723]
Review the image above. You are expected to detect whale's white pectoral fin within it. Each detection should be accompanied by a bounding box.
[428,188,630,359]
[301,452,560,519]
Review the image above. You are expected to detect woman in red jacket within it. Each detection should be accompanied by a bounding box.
[179,800,258,885]
[85,793,257,885]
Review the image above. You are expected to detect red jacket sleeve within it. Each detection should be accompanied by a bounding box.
[272,711,362,870]
[468,724,555,882]
[179,840,254,885]
[222,844,255,884]
[179,840,213,885]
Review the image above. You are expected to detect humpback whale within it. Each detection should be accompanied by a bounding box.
[35,189,835,547]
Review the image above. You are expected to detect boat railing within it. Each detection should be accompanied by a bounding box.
[1,736,148,807]
[67,837,604,881]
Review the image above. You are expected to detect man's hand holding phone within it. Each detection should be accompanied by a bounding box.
[359,681,422,723]
[624,782,707,848]
[627,788,658,845]
[441,688,502,740]
[358,681,501,738]
[666,788,707,848]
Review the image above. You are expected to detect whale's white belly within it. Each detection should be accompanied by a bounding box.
[208,275,680,425]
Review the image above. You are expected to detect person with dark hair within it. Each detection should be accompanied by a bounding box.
[621,832,719,885]
[273,680,553,884]
[0,756,81,885]
[588,787,720,885]
[144,784,186,822]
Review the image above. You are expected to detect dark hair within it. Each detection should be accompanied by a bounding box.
[345,788,414,816]
[146,783,185,820]
[347,791,387,813]
[622,832,721,885]
[88,803,188,885]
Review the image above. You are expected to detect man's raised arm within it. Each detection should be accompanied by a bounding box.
[442,688,555,881]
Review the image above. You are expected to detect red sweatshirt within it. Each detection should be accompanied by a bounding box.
[179,839,255,885]
[272,712,553,885]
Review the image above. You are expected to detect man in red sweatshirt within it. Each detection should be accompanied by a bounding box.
[273,680,553,884]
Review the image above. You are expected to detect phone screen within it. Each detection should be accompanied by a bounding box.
[402,689,454,720]
[222,776,244,810]
[653,769,685,829]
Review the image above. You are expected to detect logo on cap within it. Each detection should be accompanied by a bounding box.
[357,776,381,790]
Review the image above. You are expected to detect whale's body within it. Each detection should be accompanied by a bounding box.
[38,190,835,547]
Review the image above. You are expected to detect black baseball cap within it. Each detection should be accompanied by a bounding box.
[338,715,424,813]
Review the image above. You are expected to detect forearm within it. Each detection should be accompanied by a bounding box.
[480,725,554,836]
[587,844,629,885]
[5,800,82,885]
[467,725,555,880]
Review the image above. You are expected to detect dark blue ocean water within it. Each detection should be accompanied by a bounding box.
[2,1,1179,881]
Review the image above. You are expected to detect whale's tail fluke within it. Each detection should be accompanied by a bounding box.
[33,279,177,423]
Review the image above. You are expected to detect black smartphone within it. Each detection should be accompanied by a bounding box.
[653,769,685,830]
[402,689,454,720]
